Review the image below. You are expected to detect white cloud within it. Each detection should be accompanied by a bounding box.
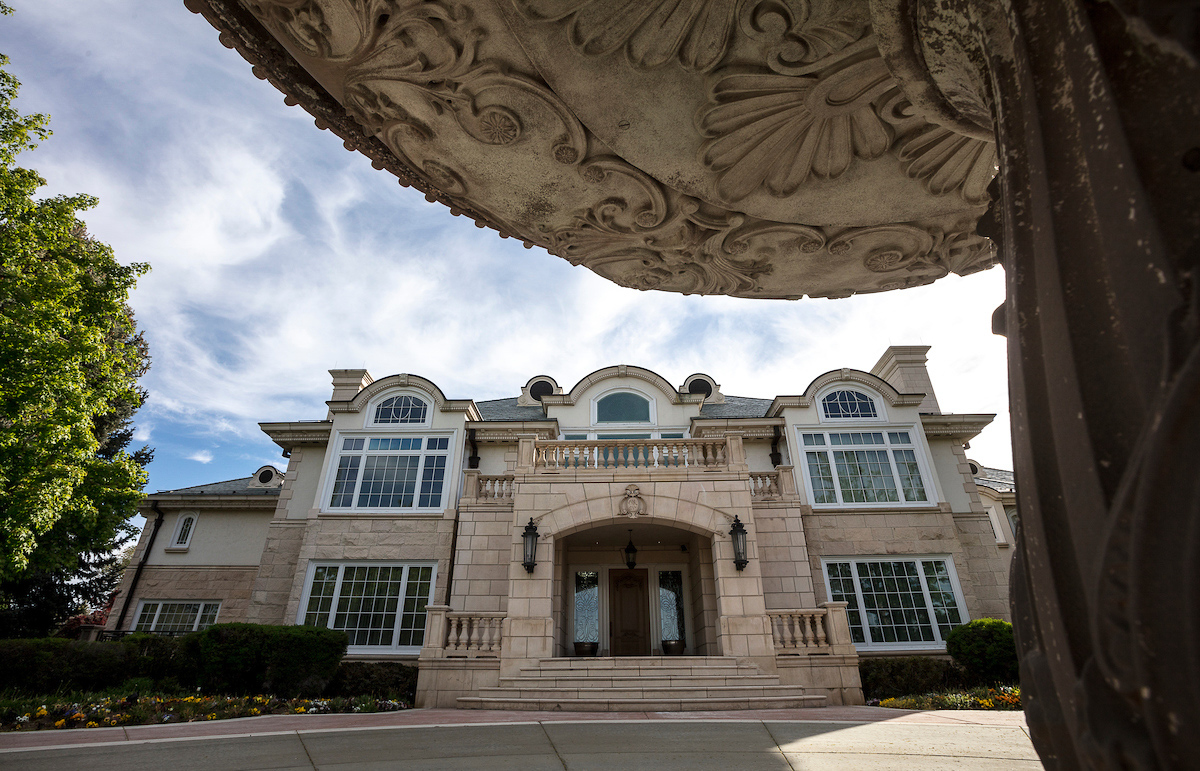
[2,0,1016,489]
[187,450,214,464]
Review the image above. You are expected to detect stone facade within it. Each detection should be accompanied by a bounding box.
[109,345,1014,709]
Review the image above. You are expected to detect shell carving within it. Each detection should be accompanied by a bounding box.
[619,484,646,518]
[699,56,894,202]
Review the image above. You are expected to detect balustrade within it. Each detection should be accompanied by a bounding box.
[475,475,514,502]
[443,612,504,656]
[532,438,731,471]
[769,609,832,652]
[749,471,781,500]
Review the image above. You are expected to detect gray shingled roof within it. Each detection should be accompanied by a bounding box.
[155,476,280,496]
[476,397,552,421]
[974,466,1015,493]
[699,396,773,419]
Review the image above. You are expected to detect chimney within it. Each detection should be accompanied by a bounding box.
[870,346,940,414]
[329,369,373,402]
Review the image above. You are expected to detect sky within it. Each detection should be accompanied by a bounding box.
[1,2,1012,516]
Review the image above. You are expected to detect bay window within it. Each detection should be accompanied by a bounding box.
[823,557,967,649]
[300,562,435,652]
[801,429,930,506]
[327,435,451,511]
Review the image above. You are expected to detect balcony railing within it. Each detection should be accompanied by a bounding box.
[420,606,505,658]
[768,603,854,654]
[524,436,745,473]
[463,470,515,503]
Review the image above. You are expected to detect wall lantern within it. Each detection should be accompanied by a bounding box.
[624,529,638,569]
[522,518,539,573]
[730,516,749,571]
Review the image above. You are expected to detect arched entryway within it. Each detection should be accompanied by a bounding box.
[553,522,718,657]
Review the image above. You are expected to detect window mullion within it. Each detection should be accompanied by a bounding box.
[826,445,844,505]
[393,565,409,649]
[852,561,872,646]
[329,565,346,631]
[917,561,941,644]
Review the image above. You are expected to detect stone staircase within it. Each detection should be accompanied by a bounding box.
[457,656,826,711]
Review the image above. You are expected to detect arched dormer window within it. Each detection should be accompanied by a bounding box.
[821,390,878,419]
[374,395,428,425]
[596,392,651,423]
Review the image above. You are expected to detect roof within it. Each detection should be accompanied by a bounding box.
[974,466,1015,494]
[699,396,773,419]
[154,476,281,496]
[475,397,552,421]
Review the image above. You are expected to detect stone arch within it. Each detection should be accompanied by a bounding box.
[531,490,736,544]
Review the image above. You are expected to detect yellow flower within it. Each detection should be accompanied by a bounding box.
[54,719,66,728]
[86,722,99,728]
[249,708,260,715]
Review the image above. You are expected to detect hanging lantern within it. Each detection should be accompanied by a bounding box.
[522,518,539,573]
[730,516,748,571]
[624,529,638,569]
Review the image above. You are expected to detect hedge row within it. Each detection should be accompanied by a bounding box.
[859,618,1020,699]
[0,624,417,701]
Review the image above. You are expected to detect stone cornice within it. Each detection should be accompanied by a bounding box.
[919,413,996,440]
[690,417,784,439]
[542,364,706,407]
[466,421,560,442]
[260,421,332,450]
[326,374,483,421]
[139,496,280,510]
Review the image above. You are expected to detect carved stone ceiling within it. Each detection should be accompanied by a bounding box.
[191,0,998,299]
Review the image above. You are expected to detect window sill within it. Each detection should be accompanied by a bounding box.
[163,547,190,553]
[808,504,944,514]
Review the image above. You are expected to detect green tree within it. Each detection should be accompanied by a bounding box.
[0,39,151,633]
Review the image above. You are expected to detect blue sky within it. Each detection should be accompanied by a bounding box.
[1,2,1011,516]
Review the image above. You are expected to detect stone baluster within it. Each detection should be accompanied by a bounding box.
[469,617,483,650]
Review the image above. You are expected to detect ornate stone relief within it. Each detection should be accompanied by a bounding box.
[202,0,997,300]
[618,484,645,518]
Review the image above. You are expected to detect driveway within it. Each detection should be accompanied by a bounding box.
[0,707,1042,770]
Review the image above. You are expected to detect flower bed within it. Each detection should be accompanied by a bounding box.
[2,693,408,732]
[870,685,1022,710]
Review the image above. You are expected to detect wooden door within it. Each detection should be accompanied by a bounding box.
[609,569,649,656]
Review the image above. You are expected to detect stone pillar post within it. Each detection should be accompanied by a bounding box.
[498,517,554,677]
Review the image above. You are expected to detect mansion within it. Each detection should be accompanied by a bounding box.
[106,346,1014,710]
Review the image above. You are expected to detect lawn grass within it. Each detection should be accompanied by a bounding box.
[871,684,1022,710]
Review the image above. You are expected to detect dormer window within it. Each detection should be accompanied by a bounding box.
[596,392,651,423]
[822,390,878,419]
[374,395,428,425]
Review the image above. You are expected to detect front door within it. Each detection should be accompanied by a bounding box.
[609,569,649,655]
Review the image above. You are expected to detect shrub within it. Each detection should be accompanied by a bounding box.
[326,661,419,702]
[195,624,348,697]
[0,638,131,694]
[120,632,199,688]
[858,655,972,700]
[264,626,347,697]
[945,618,1019,685]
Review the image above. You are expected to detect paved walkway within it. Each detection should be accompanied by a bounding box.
[0,707,1041,769]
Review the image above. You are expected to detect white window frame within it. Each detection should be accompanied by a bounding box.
[796,424,937,508]
[134,600,221,633]
[322,430,455,513]
[364,389,434,429]
[821,556,969,651]
[559,429,688,440]
[590,387,657,427]
[166,512,198,551]
[816,386,889,424]
[296,561,437,655]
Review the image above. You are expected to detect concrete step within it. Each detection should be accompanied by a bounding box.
[476,685,811,700]
[517,665,758,679]
[456,694,827,711]
[532,656,741,669]
[501,674,782,689]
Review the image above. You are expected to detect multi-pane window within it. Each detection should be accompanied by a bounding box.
[172,514,196,548]
[328,435,451,510]
[824,558,966,649]
[821,390,878,419]
[301,563,435,650]
[135,601,220,633]
[802,430,929,505]
[373,395,428,424]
